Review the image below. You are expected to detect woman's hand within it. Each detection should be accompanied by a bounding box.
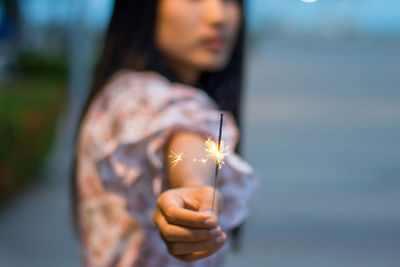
[153,185,226,262]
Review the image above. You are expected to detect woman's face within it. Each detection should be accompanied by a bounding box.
[156,0,241,76]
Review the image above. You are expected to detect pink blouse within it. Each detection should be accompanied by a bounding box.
[76,70,258,266]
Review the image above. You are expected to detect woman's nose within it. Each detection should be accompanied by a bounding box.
[204,0,225,26]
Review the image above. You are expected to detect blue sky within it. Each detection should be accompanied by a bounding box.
[248,0,400,36]
[9,0,400,36]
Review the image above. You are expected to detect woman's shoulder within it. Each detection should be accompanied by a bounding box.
[95,69,216,111]
[83,69,216,130]
[77,70,167,160]
[107,69,209,95]
[103,69,171,97]
[78,69,239,165]
[85,70,171,117]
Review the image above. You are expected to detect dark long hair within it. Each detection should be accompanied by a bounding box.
[71,0,246,250]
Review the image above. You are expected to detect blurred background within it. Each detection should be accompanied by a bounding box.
[1,0,399,266]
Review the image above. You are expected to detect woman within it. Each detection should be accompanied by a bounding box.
[71,0,257,266]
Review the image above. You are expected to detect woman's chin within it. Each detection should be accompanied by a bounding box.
[197,59,228,72]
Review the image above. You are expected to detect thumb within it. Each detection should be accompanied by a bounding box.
[198,189,221,218]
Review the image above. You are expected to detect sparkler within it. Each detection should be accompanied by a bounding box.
[167,113,227,214]
[211,113,224,214]
[192,136,228,167]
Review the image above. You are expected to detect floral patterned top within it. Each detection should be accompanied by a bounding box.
[76,70,257,267]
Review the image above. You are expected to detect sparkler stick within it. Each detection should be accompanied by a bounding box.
[211,113,224,214]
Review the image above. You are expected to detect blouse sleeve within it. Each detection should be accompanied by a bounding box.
[80,70,258,232]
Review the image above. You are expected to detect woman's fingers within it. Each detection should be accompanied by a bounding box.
[175,249,221,262]
[157,192,218,228]
[162,206,218,228]
[153,187,227,261]
[156,186,223,229]
[167,232,227,256]
[154,209,223,242]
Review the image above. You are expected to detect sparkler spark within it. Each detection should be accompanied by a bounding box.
[191,137,229,167]
[193,158,208,163]
[204,137,228,169]
[168,136,229,167]
[168,150,183,167]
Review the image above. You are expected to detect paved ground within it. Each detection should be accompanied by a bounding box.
[226,39,400,267]
[1,39,399,266]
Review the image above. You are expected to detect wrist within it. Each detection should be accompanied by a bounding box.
[180,179,208,188]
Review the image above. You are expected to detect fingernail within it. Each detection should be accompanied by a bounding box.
[209,227,221,237]
[204,217,217,227]
[216,235,225,244]
[201,209,217,217]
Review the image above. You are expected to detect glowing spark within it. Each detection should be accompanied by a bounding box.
[168,150,183,167]
[191,137,229,168]
[193,158,208,163]
[204,137,228,169]
[301,0,318,3]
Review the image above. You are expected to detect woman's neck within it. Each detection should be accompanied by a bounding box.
[161,57,200,86]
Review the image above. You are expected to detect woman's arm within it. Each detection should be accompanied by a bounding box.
[167,132,213,188]
[166,131,224,210]
[152,132,227,262]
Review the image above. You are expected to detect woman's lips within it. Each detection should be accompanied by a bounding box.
[201,37,227,51]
